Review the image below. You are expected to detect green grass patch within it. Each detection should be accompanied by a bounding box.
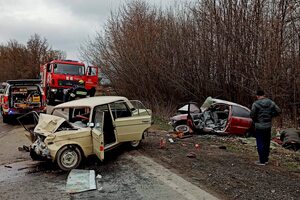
[151,115,172,131]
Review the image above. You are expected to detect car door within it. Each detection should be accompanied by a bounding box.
[91,109,105,161]
[110,101,151,142]
[85,66,98,90]
[227,105,252,135]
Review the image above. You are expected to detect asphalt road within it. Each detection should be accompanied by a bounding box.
[0,115,219,200]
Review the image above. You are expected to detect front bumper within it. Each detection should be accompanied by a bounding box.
[31,137,51,159]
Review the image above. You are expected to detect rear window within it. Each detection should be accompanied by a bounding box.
[232,105,250,118]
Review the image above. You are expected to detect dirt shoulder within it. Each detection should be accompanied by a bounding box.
[139,130,300,200]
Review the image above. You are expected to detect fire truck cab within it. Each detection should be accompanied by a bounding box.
[40,60,98,104]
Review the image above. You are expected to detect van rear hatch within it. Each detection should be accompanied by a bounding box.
[7,79,43,110]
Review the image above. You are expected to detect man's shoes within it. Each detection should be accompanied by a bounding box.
[254,161,266,166]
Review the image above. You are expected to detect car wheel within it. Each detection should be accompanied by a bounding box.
[175,124,190,133]
[130,140,141,148]
[56,145,82,171]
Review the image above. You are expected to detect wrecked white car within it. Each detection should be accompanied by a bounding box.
[18,96,152,171]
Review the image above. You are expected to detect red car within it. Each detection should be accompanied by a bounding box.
[170,97,253,136]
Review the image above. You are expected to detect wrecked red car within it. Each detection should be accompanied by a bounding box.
[170,97,253,136]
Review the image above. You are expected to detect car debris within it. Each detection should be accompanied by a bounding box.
[18,145,30,152]
[96,174,102,179]
[168,138,174,143]
[170,97,253,136]
[66,169,97,193]
[4,165,12,168]
[159,137,167,149]
[18,96,152,171]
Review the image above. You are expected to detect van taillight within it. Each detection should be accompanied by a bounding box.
[3,96,9,108]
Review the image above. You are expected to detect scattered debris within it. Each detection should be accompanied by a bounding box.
[18,145,30,152]
[96,174,102,179]
[186,152,196,158]
[168,138,174,143]
[195,144,201,152]
[66,169,97,194]
[4,165,12,168]
[159,137,166,149]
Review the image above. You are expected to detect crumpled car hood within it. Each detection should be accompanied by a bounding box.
[34,113,66,136]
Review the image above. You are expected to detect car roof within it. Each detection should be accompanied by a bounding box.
[7,79,41,85]
[54,96,129,109]
[212,98,250,111]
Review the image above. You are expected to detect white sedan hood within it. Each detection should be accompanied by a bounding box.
[34,113,66,136]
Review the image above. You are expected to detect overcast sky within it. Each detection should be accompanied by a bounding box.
[0,0,186,61]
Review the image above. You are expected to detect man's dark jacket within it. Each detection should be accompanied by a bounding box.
[250,98,281,130]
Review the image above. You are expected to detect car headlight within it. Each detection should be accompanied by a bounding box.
[51,89,57,93]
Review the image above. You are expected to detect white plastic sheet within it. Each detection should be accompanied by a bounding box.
[66,169,96,193]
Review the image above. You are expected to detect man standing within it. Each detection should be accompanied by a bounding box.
[250,90,281,165]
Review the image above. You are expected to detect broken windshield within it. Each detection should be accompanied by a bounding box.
[54,64,85,76]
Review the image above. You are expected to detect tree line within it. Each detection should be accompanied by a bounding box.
[0,34,65,82]
[83,0,298,126]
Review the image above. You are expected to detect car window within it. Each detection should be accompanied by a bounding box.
[190,103,200,113]
[94,110,104,132]
[52,108,70,120]
[232,105,250,118]
[109,101,132,119]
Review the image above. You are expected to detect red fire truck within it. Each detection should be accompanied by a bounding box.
[40,60,98,104]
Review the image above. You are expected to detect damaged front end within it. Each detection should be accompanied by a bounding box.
[30,135,51,160]
[17,111,57,160]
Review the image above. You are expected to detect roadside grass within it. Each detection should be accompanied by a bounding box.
[151,115,172,131]
[280,152,300,171]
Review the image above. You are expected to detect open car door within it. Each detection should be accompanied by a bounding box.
[85,66,98,90]
[92,110,105,161]
[17,111,40,142]
[112,101,151,142]
[227,105,252,135]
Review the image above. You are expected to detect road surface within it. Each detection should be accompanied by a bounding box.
[0,116,219,200]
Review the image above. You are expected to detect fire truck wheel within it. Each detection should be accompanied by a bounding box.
[47,98,55,105]
[2,115,10,123]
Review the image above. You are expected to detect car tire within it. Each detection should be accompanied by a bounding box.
[175,124,190,134]
[129,140,141,149]
[56,145,82,171]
